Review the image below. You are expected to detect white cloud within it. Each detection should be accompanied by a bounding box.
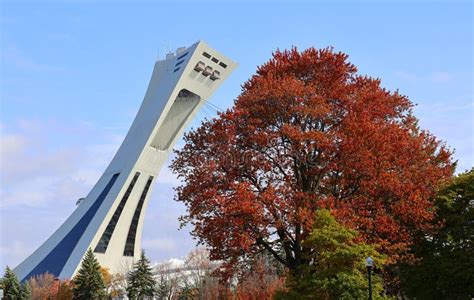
[0,141,80,187]
[0,240,34,268]
[0,121,105,199]
[417,99,473,114]
[142,237,178,252]
[430,71,452,83]
[415,96,474,173]
[395,70,453,83]
[0,119,121,266]
[0,118,196,268]
[2,44,66,73]
[155,160,181,185]
[0,134,28,159]
[395,70,419,82]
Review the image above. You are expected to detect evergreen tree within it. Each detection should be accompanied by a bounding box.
[127,250,157,300]
[19,281,32,300]
[1,266,21,300]
[155,277,171,300]
[73,248,107,300]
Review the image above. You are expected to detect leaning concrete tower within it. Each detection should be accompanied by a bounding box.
[14,41,237,281]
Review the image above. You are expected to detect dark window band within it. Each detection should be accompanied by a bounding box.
[123,176,154,257]
[177,52,188,60]
[23,173,120,281]
[94,172,140,253]
[175,59,185,67]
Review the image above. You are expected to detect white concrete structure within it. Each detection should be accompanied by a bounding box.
[14,41,237,281]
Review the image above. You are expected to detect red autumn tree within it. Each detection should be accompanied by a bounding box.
[234,255,286,300]
[50,278,73,300]
[171,47,454,277]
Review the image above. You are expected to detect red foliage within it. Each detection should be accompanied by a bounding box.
[50,278,73,299]
[172,47,454,276]
[28,273,55,299]
[234,257,285,300]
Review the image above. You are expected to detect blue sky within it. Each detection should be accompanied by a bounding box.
[1,1,472,269]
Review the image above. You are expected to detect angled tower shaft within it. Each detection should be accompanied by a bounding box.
[14,41,237,281]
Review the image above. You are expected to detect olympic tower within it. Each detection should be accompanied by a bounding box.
[14,41,237,281]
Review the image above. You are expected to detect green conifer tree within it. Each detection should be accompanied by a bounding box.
[72,248,107,300]
[19,281,32,300]
[126,250,157,300]
[1,266,21,300]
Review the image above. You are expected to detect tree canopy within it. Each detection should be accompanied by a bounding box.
[277,209,388,299]
[171,46,454,278]
[401,169,474,299]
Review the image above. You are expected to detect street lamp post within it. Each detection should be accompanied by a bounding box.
[365,257,374,300]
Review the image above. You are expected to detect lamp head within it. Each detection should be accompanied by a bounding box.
[366,256,374,268]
